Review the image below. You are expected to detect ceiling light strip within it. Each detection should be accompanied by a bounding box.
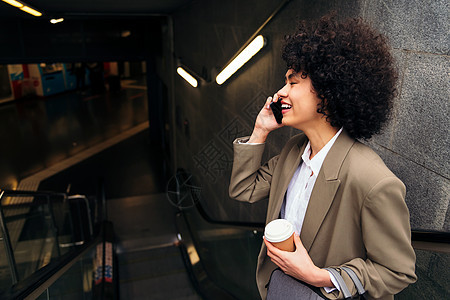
[2,0,43,16]
[177,67,198,88]
[2,0,23,8]
[215,0,291,85]
[216,35,266,85]
[20,5,42,16]
[50,18,64,24]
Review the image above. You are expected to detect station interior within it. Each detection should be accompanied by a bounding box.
[0,0,448,299]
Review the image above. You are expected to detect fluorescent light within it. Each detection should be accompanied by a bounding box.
[20,5,42,16]
[2,0,23,8]
[216,35,266,85]
[2,0,43,16]
[50,18,64,24]
[177,67,198,88]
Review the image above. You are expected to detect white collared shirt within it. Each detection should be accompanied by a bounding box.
[281,127,343,234]
[280,127,343,293]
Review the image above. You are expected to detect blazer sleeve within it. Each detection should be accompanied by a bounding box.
[229,137,279,203]
[324,177,417,299]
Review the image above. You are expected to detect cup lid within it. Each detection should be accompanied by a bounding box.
[264,219,294,243]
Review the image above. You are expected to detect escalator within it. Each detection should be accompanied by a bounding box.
[0,186,117,299]
[0,175,449,299]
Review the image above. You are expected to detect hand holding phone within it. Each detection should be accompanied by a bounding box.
[270,100,283,124]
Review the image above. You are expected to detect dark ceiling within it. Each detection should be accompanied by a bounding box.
[0,0,193,19]
[0,0,195,63]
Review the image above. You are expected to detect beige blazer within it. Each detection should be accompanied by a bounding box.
[229,131,417,300]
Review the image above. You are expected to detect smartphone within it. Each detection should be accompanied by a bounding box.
[270,101,283,124]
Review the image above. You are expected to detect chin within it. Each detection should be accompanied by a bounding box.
[281,117,292,127]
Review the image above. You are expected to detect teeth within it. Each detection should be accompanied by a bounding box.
[281,104,292,109]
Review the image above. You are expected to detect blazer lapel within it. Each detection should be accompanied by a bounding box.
[267,138,307,222]
[300,173,340,251]
[300,131,355,251]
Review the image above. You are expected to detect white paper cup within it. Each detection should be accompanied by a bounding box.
[264,219,295,252]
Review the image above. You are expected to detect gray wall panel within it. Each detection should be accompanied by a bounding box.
[361,0,449,54]
[391,53,449,179]
[369,141,449,230]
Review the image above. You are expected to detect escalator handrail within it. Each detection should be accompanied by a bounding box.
[0,189,95,238]
[194,201,265,229]
[0,185,109,298]
[173,169,265,229]
[0,193,92,209]
[0,189,67,199]
[0,188,97,285]
[411,230,450,244]
[0,179,111,299]
[175,168,450,245]
[0,224,104,300]
[194,199,450,244]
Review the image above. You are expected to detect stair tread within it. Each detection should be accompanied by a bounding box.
[118,245,199,299]
[119,269,198,299]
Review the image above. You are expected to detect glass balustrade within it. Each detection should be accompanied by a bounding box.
[0,190,96,293]
[35,246,96,300]
[179,205,263,300]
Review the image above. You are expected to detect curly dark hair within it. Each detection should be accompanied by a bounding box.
[282,13,398,140]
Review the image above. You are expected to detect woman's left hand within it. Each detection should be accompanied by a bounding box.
[264,234,332,287]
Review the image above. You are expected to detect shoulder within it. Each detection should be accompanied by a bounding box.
[342,141,405,192]
[348,142,395,177]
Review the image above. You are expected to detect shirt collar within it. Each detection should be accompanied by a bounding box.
[301,128,343,176]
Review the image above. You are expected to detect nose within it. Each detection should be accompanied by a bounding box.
[277,84,288,99]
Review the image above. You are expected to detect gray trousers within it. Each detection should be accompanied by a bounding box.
[267,269,325,300]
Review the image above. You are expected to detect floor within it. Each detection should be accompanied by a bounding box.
[39,127,165,198]
[0,76,149,191]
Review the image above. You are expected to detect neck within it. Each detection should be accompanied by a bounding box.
[303,124,339,159]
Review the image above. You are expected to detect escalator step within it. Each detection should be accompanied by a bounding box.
[118,245,201,300]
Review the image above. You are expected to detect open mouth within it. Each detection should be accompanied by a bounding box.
[280,102,292,113]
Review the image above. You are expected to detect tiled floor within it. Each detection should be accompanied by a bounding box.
[0,77,149,191]
[39,126,165,198]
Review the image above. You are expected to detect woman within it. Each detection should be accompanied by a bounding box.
[229,14,417,299]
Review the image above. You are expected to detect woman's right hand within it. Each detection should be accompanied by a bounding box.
[248,95,284,143]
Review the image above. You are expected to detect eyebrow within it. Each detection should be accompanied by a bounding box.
[284,72,298,83]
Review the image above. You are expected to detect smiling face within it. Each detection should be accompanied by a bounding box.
[277,69,325,131]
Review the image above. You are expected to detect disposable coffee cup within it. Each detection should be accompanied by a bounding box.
[264,219,295,252]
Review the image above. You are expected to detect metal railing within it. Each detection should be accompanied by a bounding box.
[0,180,116,300]
[0,189,96,287]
